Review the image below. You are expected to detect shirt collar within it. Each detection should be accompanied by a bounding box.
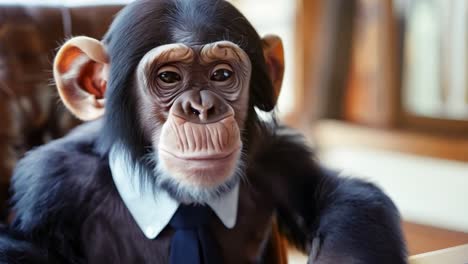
[109,144,239,239]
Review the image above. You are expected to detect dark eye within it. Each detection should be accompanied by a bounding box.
[158,71,181,84]
[211,68,233,82]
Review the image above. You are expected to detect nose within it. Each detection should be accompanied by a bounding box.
[172,90,232,124]
[185,100,213,122]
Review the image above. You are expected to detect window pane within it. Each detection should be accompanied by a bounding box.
[403,0,468,120]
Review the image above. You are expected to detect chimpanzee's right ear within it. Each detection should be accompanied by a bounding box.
[53,36,109,121]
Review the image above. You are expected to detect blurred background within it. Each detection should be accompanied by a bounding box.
[0,0,467,261]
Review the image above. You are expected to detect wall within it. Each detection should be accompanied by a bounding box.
[320,146,468,232]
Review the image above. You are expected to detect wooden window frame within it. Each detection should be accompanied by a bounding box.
[289,0,468,162]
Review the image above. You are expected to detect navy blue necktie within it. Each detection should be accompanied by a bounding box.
[169,204,222,264]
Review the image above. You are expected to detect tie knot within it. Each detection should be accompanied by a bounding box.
[170,204,213,229]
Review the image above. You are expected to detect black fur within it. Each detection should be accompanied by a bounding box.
[0,225,50,264]
[250,128,407,263]
[6,121,105,264]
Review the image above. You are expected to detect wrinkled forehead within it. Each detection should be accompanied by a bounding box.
[138,40,251,67]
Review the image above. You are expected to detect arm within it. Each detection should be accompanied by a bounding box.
[0,121,103,264]
[0,225,55,264]
[251,126,407,263]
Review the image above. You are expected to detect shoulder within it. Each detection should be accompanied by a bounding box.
[252,122,314,164]
[248,122,322,195]
[11,120,111,234]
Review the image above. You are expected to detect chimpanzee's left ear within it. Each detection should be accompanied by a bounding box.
[53,36,109,121]
[262,34,285,107]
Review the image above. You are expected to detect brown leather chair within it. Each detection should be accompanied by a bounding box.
[0,4,123,219]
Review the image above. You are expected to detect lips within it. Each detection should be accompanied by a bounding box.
[159,147,241,162]
[157,113,242,187]
[158,147,242,187]
[159,114,241,155]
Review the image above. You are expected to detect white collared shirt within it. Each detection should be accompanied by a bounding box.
[109,145,239,239]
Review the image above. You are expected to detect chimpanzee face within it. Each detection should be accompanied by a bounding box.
[135,41,251,200]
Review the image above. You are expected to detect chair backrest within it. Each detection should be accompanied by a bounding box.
[0,4,123,218]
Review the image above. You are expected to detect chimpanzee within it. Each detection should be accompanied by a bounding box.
[0,0,407,263]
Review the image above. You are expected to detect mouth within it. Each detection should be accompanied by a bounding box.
[172,113,235,125]
[157,112,243,187]
[158,147,242,187]
[159,147,240,162]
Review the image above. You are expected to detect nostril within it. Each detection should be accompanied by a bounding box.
[190,106,200,116]
[206,106,215,117]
